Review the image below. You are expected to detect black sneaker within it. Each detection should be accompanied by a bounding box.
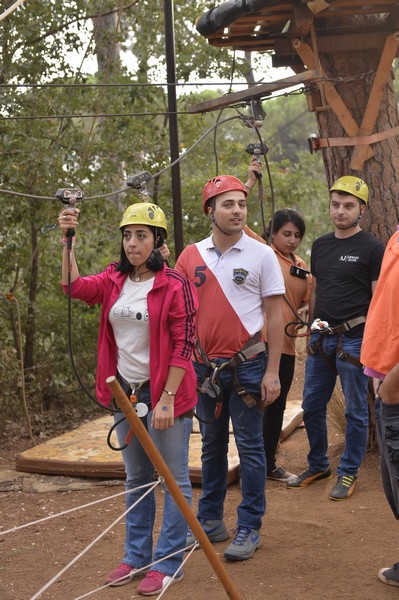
[267,466,295,483]
[286,467,331,488]
[329,475,357,500]
[378,562,399,586]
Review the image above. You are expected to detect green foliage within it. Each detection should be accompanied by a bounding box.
[0,1,329,423]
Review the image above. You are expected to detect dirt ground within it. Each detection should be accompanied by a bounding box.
[1,417,399,600]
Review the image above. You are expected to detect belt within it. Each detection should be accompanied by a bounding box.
[328,316,366,335]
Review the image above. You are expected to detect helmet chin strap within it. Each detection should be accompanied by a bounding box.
[351,205,364,227]
[210,212,235,236]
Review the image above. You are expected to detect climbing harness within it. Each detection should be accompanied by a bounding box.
[108,377,150,451]
[307,316,366,373]
[195,331,266,421]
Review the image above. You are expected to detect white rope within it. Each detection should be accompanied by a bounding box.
[0,482,155,536]
[28,479,161,600]
[0,0,27,21]
[157,545,197,599]
[73,544,198,600]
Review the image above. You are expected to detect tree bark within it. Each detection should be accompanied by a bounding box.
[316,47,399,243]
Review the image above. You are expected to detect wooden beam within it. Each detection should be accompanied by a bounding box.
[188,70,320,114]
[310,125,399,150]
[274,32,392,56]
[350,31,399,170]
[291,38,374,160]
[307,0,338,14]
[291,3,314,37]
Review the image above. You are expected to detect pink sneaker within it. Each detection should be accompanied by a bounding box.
[137,569,184,595]
[105,562,140,587]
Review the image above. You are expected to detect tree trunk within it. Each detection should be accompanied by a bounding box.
[24,200,39,374]
[92,6,122,76]
[316,47,399,243]
[91,4,125,208]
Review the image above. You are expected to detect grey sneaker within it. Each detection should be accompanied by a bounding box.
[186,519,229,548]
[267,466,295,483]
[287,467,331,488]
[378,562,399,586]
[223,526,260,561]
[329,475,357,500]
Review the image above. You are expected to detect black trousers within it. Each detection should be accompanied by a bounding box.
[375,397,399,520]
[262,353,296,473]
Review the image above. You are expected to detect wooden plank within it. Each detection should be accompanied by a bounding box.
[291,38,374,160]
[15,401,304,485]
[350,31,399,169]
[188,69,319,114]
[274,31,390,55]
[14,415,241,485]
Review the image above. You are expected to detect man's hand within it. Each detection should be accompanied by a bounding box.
[261,372,281,407]
[244,155,262,192]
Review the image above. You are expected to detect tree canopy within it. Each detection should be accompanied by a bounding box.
[0,1,328,423]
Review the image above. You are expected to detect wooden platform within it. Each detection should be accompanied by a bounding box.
[15,401,303,485]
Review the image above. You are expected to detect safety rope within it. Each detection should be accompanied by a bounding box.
[1,482,156,536]
[3,475,198,600]
[29,479,161,600]
[74,544,197,600]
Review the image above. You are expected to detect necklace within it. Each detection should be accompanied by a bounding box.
[130,269,151,282]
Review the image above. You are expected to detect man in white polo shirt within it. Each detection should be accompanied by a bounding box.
[175,174,284,561]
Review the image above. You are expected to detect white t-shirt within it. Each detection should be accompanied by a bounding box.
[176,231,285,358]
[108,276,154,383]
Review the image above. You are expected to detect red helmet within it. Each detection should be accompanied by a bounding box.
[202,175,248,214]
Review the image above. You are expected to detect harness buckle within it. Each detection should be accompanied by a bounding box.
[310,318,332,333]
[129,382,148,418]
[211,366,220,384]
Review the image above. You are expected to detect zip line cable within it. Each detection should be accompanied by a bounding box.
[0,71,372,91]
[0,109,236,120]
[0,85,311,121]
[0,114,243,201]
[0,81,266,88]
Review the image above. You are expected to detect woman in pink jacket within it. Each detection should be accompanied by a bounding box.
[58,202,198,596]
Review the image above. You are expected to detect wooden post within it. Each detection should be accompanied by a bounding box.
[106,376,241,600]
[349,32,399,170]
[292,38,374,161]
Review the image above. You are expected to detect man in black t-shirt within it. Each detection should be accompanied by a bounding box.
[287,175,385,500]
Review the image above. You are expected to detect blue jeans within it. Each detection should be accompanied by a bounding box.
[114,386,192,576]
[374,397,399,520]
[302,333,369,476]
[194,353,266,531]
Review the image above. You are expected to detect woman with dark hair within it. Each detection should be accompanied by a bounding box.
[262,209,311,482]
[58,202,198,595]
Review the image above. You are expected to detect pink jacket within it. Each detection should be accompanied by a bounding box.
[63,264,198,415]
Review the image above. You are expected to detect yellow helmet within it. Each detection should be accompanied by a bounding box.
[330,176,369,204]
[119,202,167,237]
